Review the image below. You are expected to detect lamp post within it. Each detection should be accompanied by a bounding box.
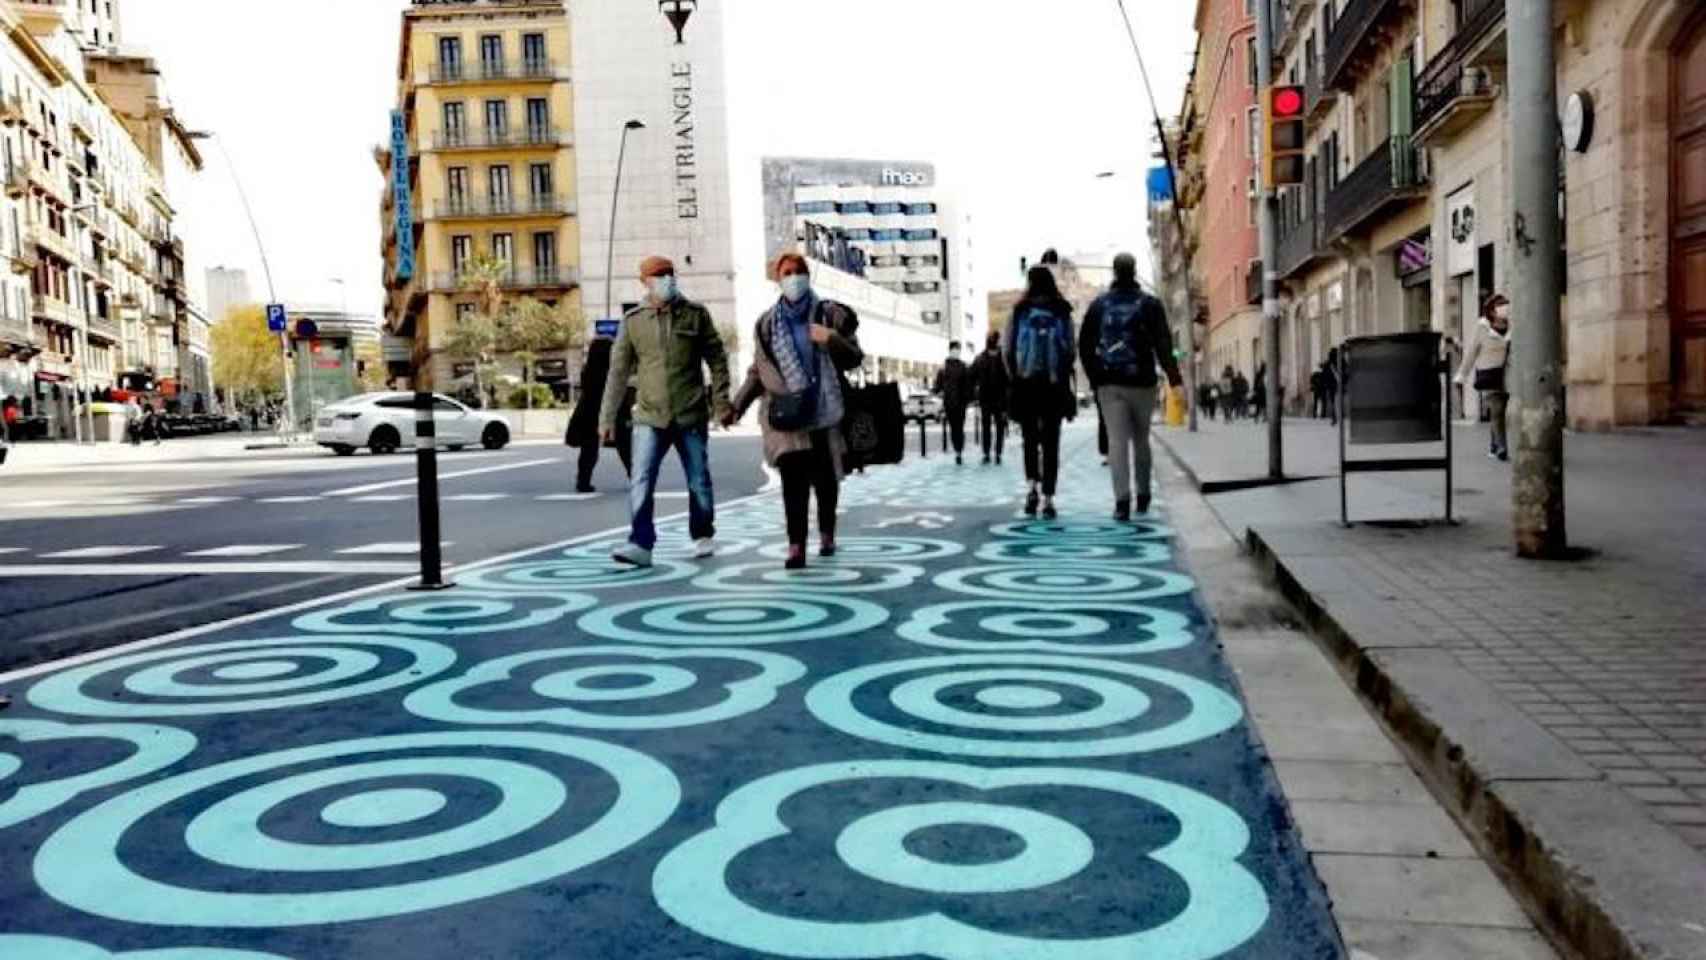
[70,203,103,445]
[604,119,646,324]
[186,129,296,440]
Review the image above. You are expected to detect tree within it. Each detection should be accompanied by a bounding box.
[506,297,586,409]
[211,304,284,409]
[447,255,511,405]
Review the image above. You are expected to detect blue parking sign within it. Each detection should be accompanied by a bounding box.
[266,304,287,333]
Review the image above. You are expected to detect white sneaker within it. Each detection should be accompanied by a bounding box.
[612,544,653,568]
[693,538,716,559]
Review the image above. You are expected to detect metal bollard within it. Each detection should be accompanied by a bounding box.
[918,418,928,459]
[408,389,453,591]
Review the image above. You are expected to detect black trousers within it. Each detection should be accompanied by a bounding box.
[1095,395,1109,456]
[979,406,1007,460]
[779,429,839,547]
[945,404,967,455]
[1018,412,1063,496]
[576,436,632,488]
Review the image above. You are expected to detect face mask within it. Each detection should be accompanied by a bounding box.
[949,351,961,362]
[647,275,678,301]
[780,274,810,302]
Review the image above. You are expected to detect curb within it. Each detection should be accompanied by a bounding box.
[1154,429,1706,960]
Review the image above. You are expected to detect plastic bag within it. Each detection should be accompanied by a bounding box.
[1164,386,1186,427]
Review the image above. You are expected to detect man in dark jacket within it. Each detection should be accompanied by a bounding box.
[932,341,972,465]
[968,330,1008,464]
[567,332,633,492]
[1078,253,1182,520]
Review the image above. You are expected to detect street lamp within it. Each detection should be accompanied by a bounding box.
[186,129,296,440]
[604,119,646,324]
[69,202,100,445]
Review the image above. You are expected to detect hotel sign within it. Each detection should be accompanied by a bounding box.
[390,110,415,282]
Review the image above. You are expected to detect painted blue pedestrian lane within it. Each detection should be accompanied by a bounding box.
[0,430,1342,959]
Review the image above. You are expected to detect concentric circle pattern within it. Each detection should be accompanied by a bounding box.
[897,601,1195,656]
[756,537,964,563]
[692,561,925,595]
[989,518,1175,541]
[27,637,457,718]
[459,557,695,592]
[33,731,680,927]
[561,536,760,561]
[292,591,593,637]
[935,563,1195,602]
[806,653,1243,758]
[974,540,1172,564]
[578,593,888,646]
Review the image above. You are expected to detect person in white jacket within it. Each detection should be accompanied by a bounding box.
[1456,293,1511,461]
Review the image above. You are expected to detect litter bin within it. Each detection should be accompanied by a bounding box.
[1338,331,1451,524]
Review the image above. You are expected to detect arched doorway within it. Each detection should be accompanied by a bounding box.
[1674,9,1706,414]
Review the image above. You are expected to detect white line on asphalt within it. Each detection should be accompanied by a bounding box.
[759,463,781,494]
[176,496,241,505]
[321,458,560,497]
[0,548,26,555]
[351,494,412,502]
[7,500,71,509]
[256,496,323,504]
[185,545,305,558]
[444,493,510,502]
[655,491,690,499]
[0,489,770,686]
[0,562,417,576]
[39,546,161,559]
[337,542,454,556]
[537,493,599,502]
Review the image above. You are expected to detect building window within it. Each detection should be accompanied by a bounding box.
[484,100,508,138]
[479,35,504,76]
[1247,36,1258,86]
[522,33,546,70]
[442,102,466,144]
[456,302,475,325]
[533,232,556,272]
[488,165,512,211]
[1248,177,1259,225]
[529,163,553,201]
[525,98,550,139]
[451,235,472,273]
[437,36,462,77]
[447,167,469,209]
[491,233,513,266]
[1247,106,1259,156]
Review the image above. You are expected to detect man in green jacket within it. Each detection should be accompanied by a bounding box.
[601,255,733,567]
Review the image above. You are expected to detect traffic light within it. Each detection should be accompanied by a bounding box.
[1265,85,1307,187]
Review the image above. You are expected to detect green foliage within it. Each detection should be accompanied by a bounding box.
[211,305,284,402]
[506,383,558,409]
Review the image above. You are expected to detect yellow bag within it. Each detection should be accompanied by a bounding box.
[1164,385,1186,426]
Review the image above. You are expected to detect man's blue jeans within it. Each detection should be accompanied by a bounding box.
[627,423,714,550]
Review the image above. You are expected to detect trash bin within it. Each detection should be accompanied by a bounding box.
[1342,332,1444,445]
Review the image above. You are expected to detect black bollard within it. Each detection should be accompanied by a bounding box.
[918,417,927,459]
[408,389,453,591]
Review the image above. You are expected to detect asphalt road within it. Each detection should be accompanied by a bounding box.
[0,429,1340,959]
[0,435,769,671]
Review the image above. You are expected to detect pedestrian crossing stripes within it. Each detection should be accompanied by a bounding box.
[444,494,510,502]
[256,496,324,504]
[39,546,161,559]
[351,495,412,503]
[336,543,454,556]
[185,545,305,558]
[0,492,618,513]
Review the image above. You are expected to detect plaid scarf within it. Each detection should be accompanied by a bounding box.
[769,297,845,430]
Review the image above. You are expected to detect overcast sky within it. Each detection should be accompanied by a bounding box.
[123,0,1196,318]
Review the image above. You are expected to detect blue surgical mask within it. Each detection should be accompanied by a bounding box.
[647,275,678,302]
[780,275,810,302]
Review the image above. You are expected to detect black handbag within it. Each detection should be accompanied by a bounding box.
[768,383,819,431]
[1473,366,1506,392]
[843,381,904,468]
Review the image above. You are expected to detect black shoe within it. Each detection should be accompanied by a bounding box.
[1041,501,1058,521]
[956,454,963,465]
[1114,499,1131,523]
[1137,493,1153,515]
[575,483,596,494]
[1023,490,1039,517]
[981,454,991,465]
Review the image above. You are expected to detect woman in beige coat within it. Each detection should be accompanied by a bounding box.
[727,254,865,569]
[1456,292,1512,461]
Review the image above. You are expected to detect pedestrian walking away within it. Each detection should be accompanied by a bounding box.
[1079,252,1183,520]
[1003,265,1076,521]
[969,330,1009,464]
[1457,292,1512,461]
[730,253,865,570]
[933,341,972,465]
[567,330,634,491]
[1231,368,1250,420]
[1320,350,1339,425]
[1252,363,1268,422]
[1220,366,1236,422]
[601,255,734,568]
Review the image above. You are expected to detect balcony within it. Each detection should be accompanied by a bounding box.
[25,160,66,203]
[432,194,577,220]
[10,245,38,274]
[0,306,32,350]
[1414,0,1505,144]
[1324,135,1428,240]
[1305,61,1337,124]
[87,314,121,343]
[1278,0,1318,57]
[86,259,115,287]
[1324,0,1413,91]
[1276,184,1327,279]
[0,94,21,126]
[26,222,78,264]
[430,126,571,152]
[430,265,581,293]
[428,60,565,85]
[148,297,174,327]
[30,293,73,327]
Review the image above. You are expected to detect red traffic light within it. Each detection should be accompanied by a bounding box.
[1272,86,1305,118]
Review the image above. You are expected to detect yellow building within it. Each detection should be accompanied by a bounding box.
[379,0,581,391]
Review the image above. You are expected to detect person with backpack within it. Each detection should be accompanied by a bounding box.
[932,341,972,465]
[1079,253,1183,519]
[969,330,1009,464]
[1003,266,1076,520]
[566,326,633,492]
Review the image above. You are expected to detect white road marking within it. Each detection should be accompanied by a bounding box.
[7,500,71,509]
[759,463,781,493]
[322,457,560,497]
[537,493,599,502]
[257,496,323,504]
[0,489,771,686]
[337,542,455,556]
[351,494,412,502]
[444,493,510,502]
[185,545,305,558]
[0,562,417,576]
[0,547,26,555]
[40,546,161,559]
[176,496,241,505]
[656,491,690,499]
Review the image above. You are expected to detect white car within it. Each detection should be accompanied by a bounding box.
[313,392,511,456]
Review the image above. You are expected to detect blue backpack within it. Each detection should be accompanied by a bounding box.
[1097,296,1150,379]
[1015,305,1067,380]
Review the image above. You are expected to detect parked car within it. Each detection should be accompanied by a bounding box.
[313,392,511,456]
[902,392,943,423]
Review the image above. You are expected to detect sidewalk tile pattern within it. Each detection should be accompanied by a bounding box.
[0,434,1339,958]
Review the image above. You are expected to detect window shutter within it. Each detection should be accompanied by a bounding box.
[1389,55,1416,185]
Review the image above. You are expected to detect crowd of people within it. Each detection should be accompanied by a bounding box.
[567,249,1184,571]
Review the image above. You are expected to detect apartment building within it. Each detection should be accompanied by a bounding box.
[1178,0,1263,384]
[0,0,205,438]
[1268,0,1704,427]
[380,0,580,390]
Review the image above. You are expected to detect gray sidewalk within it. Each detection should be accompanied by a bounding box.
[1155,417,1706,960]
